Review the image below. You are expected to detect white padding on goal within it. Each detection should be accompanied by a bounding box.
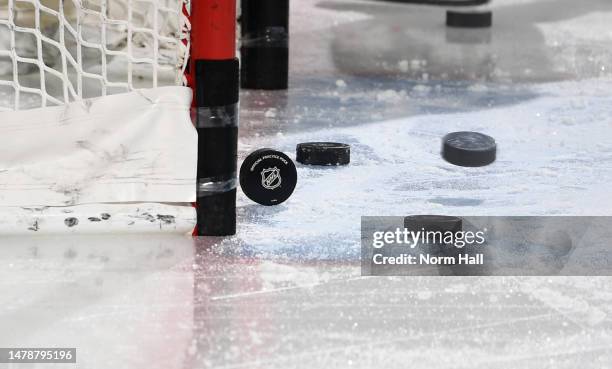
[0,86,196,207]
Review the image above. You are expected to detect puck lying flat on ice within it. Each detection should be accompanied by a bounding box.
[404,215,463,255]
[239,148,297,206]
[404,215,463,234]
[296,142,350,166]
[446,10,492,28]
[442,131,496,167]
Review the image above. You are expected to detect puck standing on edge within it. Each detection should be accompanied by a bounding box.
[296,142,350,166]
[446,10,492,28]
[239,148,297,206]
[442,131,497,167]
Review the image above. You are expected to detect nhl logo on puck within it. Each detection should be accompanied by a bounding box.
[240,148,297,206]
[261,167,282,190]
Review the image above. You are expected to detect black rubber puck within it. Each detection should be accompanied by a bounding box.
[404,215,463,233]
[442,131,496,167]
[239,148,297,206]
[446,10,492,28]
[296,142,350,166]
[404,215,463,256]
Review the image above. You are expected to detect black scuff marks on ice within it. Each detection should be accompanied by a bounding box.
[64,217,79,227]
[28,219,39,231]
[157,214,176,225]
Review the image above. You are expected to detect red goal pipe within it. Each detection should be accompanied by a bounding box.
[189,0,236,61]
[190,0,239,236]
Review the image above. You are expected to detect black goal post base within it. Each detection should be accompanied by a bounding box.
[240,0,289,90]
[194,58,240,236]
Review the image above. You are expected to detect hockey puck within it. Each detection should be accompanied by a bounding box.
[446,10,492,28]
[296,142,350,166]
[404,215,463,256]
[404,215,463,234]
[239,148,297,206]
[442,131,496,167]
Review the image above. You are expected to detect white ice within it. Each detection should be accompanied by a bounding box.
[1,0,612,368]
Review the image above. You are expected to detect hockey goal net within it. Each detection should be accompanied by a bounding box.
[0,0,239,236]
[0,0,190,110]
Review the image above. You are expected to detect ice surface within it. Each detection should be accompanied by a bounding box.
[2,0,612,368]
[237,0,612,255]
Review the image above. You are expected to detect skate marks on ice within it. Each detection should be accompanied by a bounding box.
[188,247,612,369]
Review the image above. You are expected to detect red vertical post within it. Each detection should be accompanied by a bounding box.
[189,0,236,79]
[190,0,240,236]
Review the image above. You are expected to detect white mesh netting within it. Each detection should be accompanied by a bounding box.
[0,0,190,111]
